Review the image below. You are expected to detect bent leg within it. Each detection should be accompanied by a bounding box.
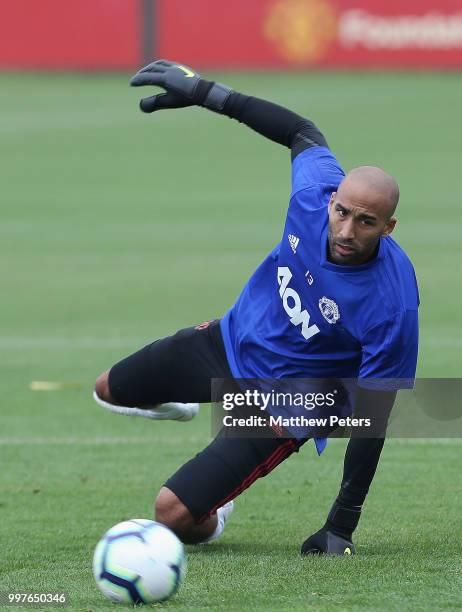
[94,321,231,408]
[157,432,307,543]
[155,487,218,544]
[95,370,116,404]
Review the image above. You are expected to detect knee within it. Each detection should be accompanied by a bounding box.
[94,370,115,403]
[155,487,194,535]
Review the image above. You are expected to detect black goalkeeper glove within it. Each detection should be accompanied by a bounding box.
[301,501,360,556]
[130,59,233,114]
[300,525,355,556]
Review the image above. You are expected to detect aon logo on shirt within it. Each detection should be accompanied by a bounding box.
[277,267,320,340]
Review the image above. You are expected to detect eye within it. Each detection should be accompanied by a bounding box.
[361,219,375,226]
[337,208,346,217]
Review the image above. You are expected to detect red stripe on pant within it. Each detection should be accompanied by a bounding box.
[199,438,300,522]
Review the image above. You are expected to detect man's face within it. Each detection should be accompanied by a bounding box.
[327,191,396,265]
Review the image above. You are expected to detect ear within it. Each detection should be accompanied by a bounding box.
[328,192,336,210]
[382,217,397,237]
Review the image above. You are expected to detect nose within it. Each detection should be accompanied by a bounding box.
[339,218,355,242]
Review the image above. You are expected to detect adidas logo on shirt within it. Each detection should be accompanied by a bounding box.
[288,234,300,254]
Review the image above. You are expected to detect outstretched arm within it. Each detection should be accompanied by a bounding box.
[130,59,328,158]
[302,388,396,555]
[216,93,329,160]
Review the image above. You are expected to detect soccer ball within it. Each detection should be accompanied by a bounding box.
[93,519,186,604]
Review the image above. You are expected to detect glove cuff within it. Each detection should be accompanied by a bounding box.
[326,500,361,538]
[202,83,233,112]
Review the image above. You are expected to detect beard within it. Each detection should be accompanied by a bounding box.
[327,226,378,266]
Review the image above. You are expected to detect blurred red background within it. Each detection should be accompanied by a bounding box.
[1,0,461,70]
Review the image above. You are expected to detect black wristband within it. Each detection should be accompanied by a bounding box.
[192,79,215,105]
[326,500,362,538]
[193,80,233,111]
[202,82,233,111]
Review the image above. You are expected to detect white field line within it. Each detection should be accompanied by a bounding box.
[0,437,460,446]
[386,438,462,445]
[0,107,203,135]
[0,337,150,350]
[1,337,462,350]
[321,438,462,445]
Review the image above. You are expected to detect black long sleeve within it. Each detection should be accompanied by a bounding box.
[216,92,328,159]
[326,389,396,538]
[327,437,386,537]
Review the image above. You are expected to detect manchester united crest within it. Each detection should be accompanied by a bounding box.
[264,0,338,64]
[319,296,340,324]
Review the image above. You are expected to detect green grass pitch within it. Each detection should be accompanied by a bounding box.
[1,71,461,610]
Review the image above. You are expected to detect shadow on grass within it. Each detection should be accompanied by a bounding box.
[187,532,461,559]
[363,534,461,557]
[186,540,296,556]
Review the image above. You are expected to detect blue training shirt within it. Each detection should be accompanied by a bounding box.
[220,147,419,434]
